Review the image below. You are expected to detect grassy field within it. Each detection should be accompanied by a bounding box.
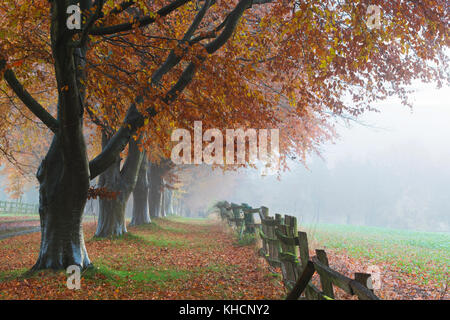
[303,223,449,288]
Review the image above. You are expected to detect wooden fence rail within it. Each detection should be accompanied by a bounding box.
[215,201,380,300]
[0,200,39,215]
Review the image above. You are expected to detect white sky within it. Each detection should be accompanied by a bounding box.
[321,81,450,170]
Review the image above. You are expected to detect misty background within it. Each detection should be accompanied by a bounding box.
[2,82,449,232]
[224,82,450,232]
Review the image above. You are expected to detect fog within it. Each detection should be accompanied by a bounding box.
[196,82,450,232]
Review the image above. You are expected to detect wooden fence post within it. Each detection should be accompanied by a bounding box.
[230,203,244,233]
[260,206,269,219]
[296,231,324,299]
[297,231,309,269]
[315,249,335,299]
[258,212,281,268]
[275,215,299,292]
[241,203,256,234]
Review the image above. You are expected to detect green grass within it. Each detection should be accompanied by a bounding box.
[303,223,450,286]
[134,232,188,247]
[83,263,191,289]
[165,215,209,225]
[0,268,28,282]
[134,220,190,234]
[82,260,236,295]
[234,233,257,247]
[90,230,188,248]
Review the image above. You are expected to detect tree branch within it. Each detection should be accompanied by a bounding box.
[120,135,143,190]
[88,0,191,36]
[205,0,253,54]
[72,0,106,47]
[89,103,144,179]
[151,0,212,85]
[1,60,58,133]
[107,0,136,16]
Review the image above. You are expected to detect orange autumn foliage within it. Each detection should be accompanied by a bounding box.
[0,0,448,189]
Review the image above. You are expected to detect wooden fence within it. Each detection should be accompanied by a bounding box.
[216,201,380,300]
[0,200,39,215]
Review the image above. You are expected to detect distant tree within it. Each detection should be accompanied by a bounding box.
[129,151,151,226]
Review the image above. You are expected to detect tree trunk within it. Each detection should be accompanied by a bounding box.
[32,2,92,271]
[130,154,151,226]
[172,196,178,215]
[95,135,143,237]
[165,189,173,215]
[178,200,184,216]
[160,184,166,217]
[33,136,90,271]
[148,162,163,218]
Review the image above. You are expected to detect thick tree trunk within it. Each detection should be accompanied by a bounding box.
[95,135,143,237]
[96,194,128,237]
[130,154,151,226]
[32,2,92,271]
[95,158,127,237]
[33,136,90,271]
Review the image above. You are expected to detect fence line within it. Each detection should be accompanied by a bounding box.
[216,201,380,300]
[0,200,39,215]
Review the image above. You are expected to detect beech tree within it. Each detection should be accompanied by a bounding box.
[94,134,143,237]
[148,159,172,218]
[130,152,151,226]
[0,0,448,270]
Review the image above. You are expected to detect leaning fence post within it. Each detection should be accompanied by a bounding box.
[298,231,316,299]
[286,260,315,300]
[315,249,335,299]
